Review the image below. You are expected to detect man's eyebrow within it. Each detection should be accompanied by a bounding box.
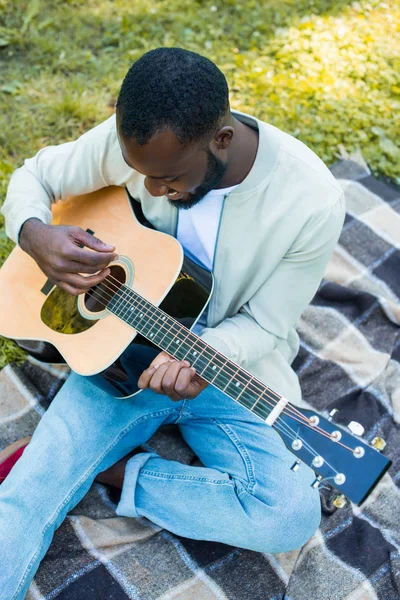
[121,154,182,180]
[150,174,182,180]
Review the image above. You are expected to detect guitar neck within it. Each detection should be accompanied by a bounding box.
[108,283,284,424]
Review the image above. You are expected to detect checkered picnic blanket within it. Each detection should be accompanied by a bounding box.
[0,155,399,600]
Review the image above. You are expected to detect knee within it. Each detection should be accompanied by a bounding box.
[236,474,321,554]
[271,484,321,552]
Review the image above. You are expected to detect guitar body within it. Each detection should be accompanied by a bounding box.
[0,187,213,397]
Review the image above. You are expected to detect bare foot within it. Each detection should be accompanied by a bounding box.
[95,450,138,489]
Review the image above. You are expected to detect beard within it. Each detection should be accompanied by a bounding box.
[167,148,228,210]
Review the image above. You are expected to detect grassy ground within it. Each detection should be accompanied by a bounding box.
[0,0,399,367]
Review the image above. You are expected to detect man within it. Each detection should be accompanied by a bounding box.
[0,48,345,598]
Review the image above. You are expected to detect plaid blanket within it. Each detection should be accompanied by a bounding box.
[0,155,399,600]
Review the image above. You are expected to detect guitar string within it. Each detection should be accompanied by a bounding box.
[103,275,323,424]
[86,286,336,474]
[89,280,317,425]
[105,273,333,428]
[89,276,353,453]
[85,279,353,461]
[101,273,354,453]
[96,280,347,474]
[89,279,287,415]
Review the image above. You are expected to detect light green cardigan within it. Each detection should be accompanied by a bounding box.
[2,110,345,402]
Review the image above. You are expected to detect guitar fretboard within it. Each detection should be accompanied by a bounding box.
[108,284,283,421]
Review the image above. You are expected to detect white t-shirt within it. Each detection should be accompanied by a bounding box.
[176,184,239,332]
[176,184,239,270]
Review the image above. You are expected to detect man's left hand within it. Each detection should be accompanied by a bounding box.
[137,350,209,401]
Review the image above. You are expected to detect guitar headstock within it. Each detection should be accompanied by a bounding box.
[278,407,391,504]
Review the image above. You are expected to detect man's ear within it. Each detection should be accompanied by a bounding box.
[214,126,234,151]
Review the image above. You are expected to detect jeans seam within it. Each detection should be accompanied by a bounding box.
[14,406,178,599]
[139,469,233,485]
[175,399,191,422]
[213,419,256,494]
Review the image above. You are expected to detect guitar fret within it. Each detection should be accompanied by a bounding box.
[162,329,190,355]
[151,319,174,346]
[173,335,222,376]
[183,342,209,371]
[206,362,246,399]
[191,354,210,373]
[200,361,225,384]
[172,339,192,360]
[238,390,266,412]
[222,365,242,393]
[184,342,239,392]
[140,319,154,336]
[112,291,125,314]
[235,380,251,403]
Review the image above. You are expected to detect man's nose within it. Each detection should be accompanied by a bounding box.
[144,177,169,197]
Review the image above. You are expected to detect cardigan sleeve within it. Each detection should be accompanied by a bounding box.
[1,115,131,244]
[199,193,346,367]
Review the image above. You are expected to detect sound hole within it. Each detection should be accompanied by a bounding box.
[84,265,126,313]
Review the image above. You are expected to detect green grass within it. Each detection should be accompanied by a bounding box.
[0,0,399,367]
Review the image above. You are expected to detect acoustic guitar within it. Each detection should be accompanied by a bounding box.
[0,186,391,505]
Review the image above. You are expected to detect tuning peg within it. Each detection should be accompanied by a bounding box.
[311,475,323,489]
[333,494,347,509]
[328,408,339,421]
[291,460,301,472]
[347,421,365,437]
[371,437,387,451]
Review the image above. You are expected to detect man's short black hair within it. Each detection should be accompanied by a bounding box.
[116,47,229,146]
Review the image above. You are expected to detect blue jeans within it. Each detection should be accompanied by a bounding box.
[0,370,321,599]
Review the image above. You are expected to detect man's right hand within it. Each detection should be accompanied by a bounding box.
[19,218,118,296]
